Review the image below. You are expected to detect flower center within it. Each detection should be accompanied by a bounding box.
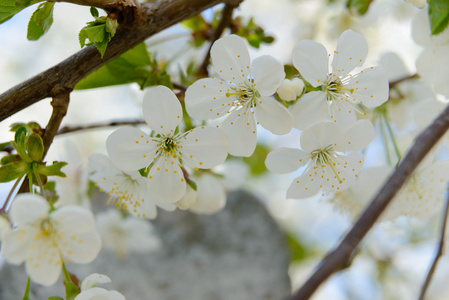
[40,218,56,237]
[225,80,259,107]
[156,133,186,159]
[324,75,354,101]
[311,145,343,183]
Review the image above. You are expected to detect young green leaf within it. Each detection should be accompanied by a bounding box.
[0,160,28,183]
[78,16,118,58]
[346,0,373,15]
[428,0,449,35]
[35,161,67,177]
[25,132,44,162]
[90,6,99,18]
[0,0,42,24]
[27,2,55,41]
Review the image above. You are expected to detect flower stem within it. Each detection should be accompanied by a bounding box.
[62,262,80,300]
[33,167,47,200]
[21,277,31,300]
[384,115,402,165]
[379,118,392,166]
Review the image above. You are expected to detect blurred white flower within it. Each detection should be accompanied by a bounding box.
[89,154,176,219]
[0,216,10,242]
[1,194,101,286]
[75,273,125,300]
[405,0,426,9]
[96,209,160,258]
[290,29,389,129]
[185,34,293,156]
[215,159,250,191]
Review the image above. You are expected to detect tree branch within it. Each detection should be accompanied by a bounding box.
[57,119,144,135]
[42,86,71,157]
[418,184,449,300]
[0,0,228,122]
[290,104,449,300]
[197,2,238,76]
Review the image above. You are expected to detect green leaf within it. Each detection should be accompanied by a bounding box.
[14,127,27,144]
[286,232,308,262]
[75,42,153,89]
[187,177,197,191]
[0,160,28,182]
[0,0,42,24]
[428,0,449,35]
[1,154,16,165]
[35,161,67,177]
[27,2,54,41]
[242,144,270,176]
[346,0,373,15]
[12,127,32,163]
[26,133,44,162]
[48,297,64,300]
[90,6,99,18]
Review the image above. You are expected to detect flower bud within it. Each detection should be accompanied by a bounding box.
[277,78,305,102]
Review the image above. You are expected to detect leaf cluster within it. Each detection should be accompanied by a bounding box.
[230,17,275,49]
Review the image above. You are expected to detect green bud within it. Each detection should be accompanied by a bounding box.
[106,18,118,36]
[26,133,44,162]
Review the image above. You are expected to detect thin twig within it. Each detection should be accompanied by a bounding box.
[418,184,449,300]
[389,74,419,88]
[197,3,238,76]
[290,103,449,300]
[57,119,145,135]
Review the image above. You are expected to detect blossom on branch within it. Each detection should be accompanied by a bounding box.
[185,34,293,157]
[0,194,101,286]
[89,154,175,219]
[106,85,229,203]
[75,273,125,300]
[290,29,389,129]
[265,120,374,199]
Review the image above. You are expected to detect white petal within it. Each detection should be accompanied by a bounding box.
[292,40,328,87]
[180,126,229,169]
[142,85,182,135]
[255,96,293,135]
[52,206,96,235]
[300,121,344,153]
[25,239,62,286]
[1,226,37,264]
[265,147,310,174]
[210,35,250,84]
[290,91,328,130]
[9,194,49,226]
[59,231,102,263]
[251,55,285,96]
[81,273,111,291]
[344,66,389,108]
[185,78,235,120]
[416,46,449,98]
[88,154,120,176]
[220,109,257,157]
[324,152,365,193]
[106,127,158,171]
[148,157,186,203]
[334,120,375,152]
[331,29,368,77]
[189,174,226,214]
[328,100,357,130]
[286,166,321,199]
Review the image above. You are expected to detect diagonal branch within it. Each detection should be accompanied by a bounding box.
[418,184,449,300]
[290,104,449,300]
[57,119,145,135]
[0,0,234,123]
[197,2,238,76]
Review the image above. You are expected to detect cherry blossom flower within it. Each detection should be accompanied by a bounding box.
[290,29,389,129]
[265,120,374,199]
[96,209,161,258]
[89,154,175,219]
[1,194,101,286]
[75,273,125,300]
[106,85,229,203]
[185,34,293,157]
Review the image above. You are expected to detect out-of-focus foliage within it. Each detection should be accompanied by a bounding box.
[428,0,449,35]
[230,17,274,48]
[27,2,54,40]
[75,42,172,90]
[0,0,42,24]
[242,144,270,176]
[346,0,373,15]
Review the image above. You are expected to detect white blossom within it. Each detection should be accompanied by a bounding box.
[265,120,374,199]
[106,85,229,203]
[1,194,101,286]
[89,154,175,219]
[277,78,305,102]
[96,209,160,258]
[290,29,389,129]
[185,34,293,157]
[75,273,125,300]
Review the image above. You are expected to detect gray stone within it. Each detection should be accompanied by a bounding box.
[0,190,290,300]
